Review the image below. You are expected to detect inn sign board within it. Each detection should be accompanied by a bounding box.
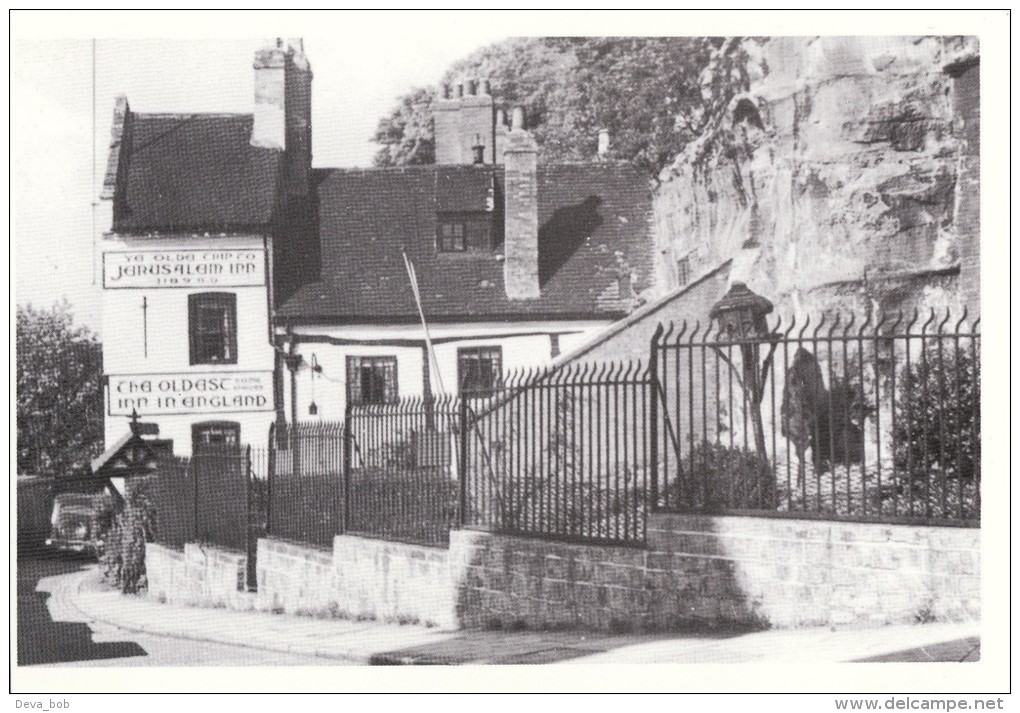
[103,249,266,289]
[107,371,275,416]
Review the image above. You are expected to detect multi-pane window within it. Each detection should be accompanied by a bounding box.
[188,293,237,365]
[346,356,398,405]
[437,213,493,252]
[438,220,466,251]
[458,346,502,398]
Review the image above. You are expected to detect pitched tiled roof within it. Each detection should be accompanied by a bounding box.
[277,162,654,322]
[111,113,280,233]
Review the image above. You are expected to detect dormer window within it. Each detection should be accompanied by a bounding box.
[436,212,493,253]
[438,220,466,252]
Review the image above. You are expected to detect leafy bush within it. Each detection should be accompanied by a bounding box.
[347,469,458,546]
[676,441,776,512]
[894,344,980,481]
[100,479,156,594]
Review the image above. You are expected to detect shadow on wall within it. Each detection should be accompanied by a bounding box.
[447,526,770,636]
[539,196,604,286]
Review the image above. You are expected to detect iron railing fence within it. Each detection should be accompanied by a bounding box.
[347,395,460,547]
[268,400,461,549]
[268,422,344,549]
[150,444,267,589]
[650,309,980,526]
[247,445,270,589]
[463,361,652,545]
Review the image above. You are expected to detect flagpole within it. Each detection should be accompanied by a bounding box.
[402,251,445,396]
[403,251,458,479]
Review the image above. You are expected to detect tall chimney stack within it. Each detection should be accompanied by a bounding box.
[252,40,287,151]
[252,38,312,196]
[435,76,496,165]
[503,110,540,300]
[435,80,463,164]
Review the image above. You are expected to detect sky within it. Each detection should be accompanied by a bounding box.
[12,10,1004,337]
[12,33,506,331]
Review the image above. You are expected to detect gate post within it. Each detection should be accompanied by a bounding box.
[648,324,664,512]
[244,445,258,592]
[192,454,199,542]
[342,401,353,534]
[266,422,275,537]
[458,397,469,528]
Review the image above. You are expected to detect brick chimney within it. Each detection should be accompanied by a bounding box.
[252,38,312,196]
[434,82,462,164]
[435,77,496,165]
[503,108,540,300]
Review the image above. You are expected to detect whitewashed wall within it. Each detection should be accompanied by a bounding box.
[101,236,277,455]
[282,320,607,423]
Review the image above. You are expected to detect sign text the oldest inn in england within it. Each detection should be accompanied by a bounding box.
[103,248,266,289]
[107,372,274,416]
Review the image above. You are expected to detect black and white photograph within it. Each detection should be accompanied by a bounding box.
[10,9,1009,700]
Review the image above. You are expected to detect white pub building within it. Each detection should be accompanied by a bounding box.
[98,39,314,454]
[97,38,657,454]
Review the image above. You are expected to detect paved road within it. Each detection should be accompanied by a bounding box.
[16,546,333,667]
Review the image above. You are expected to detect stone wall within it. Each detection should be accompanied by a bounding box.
[257,537,335,616]
[646,514,979,629]
[332,535,456,628]
[653,36,980,320]
[450,530,650,631]
[147,516,978,633]
[145,542,252,609]
[450,515,979,632]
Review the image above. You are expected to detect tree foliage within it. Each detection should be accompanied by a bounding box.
[372,37,736,176]
[17,301,104,476]
[894,344,980,482]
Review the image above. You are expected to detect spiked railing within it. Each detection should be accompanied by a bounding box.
[345,394,461,547]
[650,308,981,525]
[267,420,345,548]
[462,359,652,545]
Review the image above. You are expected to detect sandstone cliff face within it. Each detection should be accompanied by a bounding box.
[653,36,979,320]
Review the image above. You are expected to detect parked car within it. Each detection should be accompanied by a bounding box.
[46,491,117,557]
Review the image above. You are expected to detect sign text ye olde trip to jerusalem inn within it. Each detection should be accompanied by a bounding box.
[103,249,266,289]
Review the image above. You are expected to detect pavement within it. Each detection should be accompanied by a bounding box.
[52,565,981,665]
[19,552,334,667]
